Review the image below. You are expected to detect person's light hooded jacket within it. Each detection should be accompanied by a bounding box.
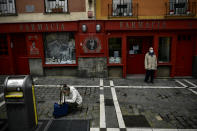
[61,86,82,105]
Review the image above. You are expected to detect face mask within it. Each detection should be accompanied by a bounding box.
[149,50,153,53]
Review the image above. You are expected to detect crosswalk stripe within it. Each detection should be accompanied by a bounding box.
[110,80,114,87]
[100,79,103,87]
[100,79,106,128]
[110,80,126,128]
[175,80,187,87]
[184,79,197,87]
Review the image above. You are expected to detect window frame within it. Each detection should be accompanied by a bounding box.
[169,0,189,15]
[107,37,123,65]
[112,0,133,17]
[0,0,17,16]
[158,37,172,63]
[43,32,78,67]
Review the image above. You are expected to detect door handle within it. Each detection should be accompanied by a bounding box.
[11,42,13,48]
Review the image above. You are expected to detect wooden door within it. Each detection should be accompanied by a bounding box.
[0,34,13,74]
[127,37,153,74]
[11,34,30,75]
[175,35,194,76]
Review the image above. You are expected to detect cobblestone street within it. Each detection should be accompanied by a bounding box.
[0,76,197,131]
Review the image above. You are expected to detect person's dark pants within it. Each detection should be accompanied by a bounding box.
[144,70,155,83]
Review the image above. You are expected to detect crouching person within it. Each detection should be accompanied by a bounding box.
[61,84,82,113]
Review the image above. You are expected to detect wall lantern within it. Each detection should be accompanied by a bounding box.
[96,24,101,32]
[82,24,87,33]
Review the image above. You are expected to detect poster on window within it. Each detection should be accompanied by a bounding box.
[44,32,76,64]
[27,34,43,58]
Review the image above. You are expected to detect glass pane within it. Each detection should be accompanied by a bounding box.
[44,32,76,64]
[128,38,142,54]
[158,37,171,62]
[108,38,122,64]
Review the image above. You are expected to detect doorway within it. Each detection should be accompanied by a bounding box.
[10,34,30,75]
[127,36,153,74]
[175,35,194,76]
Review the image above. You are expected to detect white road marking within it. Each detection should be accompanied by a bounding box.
[127,128,153,131]
[175,80,187,87]
[90,128,100,131]
[100,93,106,128]
[100,79,103,87]
[35,85,100,88]
[110,80,126,128]
[110,80,114,87]
[100,79,106,128]
[152,129,178,131]
[43,119,53,131]
[35,85,190,89]
[184,79,197,87]
[178,129,197,131]
[0,93,4,98]
[107,128,120,131]
[187,88,197,95]
[116,86,186,89]
[0,101,5,107]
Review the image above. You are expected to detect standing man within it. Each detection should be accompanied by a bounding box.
[144,47,157,83]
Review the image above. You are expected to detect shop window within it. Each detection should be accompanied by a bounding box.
[158,37,171,63]
[108,38,122,64]
[128,38,142,54]
[0,34,8,55]
[44,32,76,65]
[44,0,68,13]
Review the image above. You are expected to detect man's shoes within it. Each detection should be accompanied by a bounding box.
[144,80,148,83]
[151,81,154,84]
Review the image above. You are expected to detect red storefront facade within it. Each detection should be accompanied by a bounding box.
[0,19,197,78]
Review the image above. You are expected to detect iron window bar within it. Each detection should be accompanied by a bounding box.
[44,0,69,14]
[0,0,17,16]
